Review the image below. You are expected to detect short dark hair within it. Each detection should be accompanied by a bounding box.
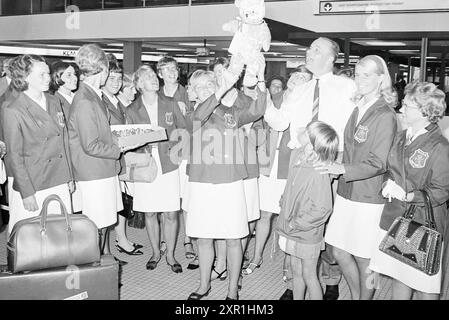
[109,61,122,75]
[210,57,230,71]
[10,54,46,92]
[50,60,77,91]
[267,75,286,89]
[157,56,178,74]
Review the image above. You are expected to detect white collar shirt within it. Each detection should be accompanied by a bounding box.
[84,81,103,99]
[25,92,47,111]
[406,127,428,143]
[264,72,356,151]
[57,89,74,104]
[142,96,158,126]
[356,95,380,125]
[103,91,119,108]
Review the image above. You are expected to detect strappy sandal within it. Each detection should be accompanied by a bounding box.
[242,258,263,275]
[187,255,199,270]
[160,241,167,256]
[211,267,228,281]
[183,242,196,259]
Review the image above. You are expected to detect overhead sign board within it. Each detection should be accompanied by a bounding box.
[317,0,449,15]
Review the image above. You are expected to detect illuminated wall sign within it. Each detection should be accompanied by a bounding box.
[317,0,449,15]
[62,50,77,57]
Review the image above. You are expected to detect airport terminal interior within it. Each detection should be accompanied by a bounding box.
[0,0,448,301]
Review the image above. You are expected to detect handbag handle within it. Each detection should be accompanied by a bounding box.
[404,189,437,229]
[39,194,72,233]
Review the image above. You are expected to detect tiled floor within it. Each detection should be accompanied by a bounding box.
[0,216,393,300]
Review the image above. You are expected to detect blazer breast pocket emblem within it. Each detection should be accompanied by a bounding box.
[354,125,368,143]
[224,113,237,129]
[409,149,429,169]
[165,112,174,126]
[56,112,65,128]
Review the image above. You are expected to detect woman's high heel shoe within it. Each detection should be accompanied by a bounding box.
[242,258,263,275]
[187,288,211,300]
[166,257,183,273]
[116,244,143,256]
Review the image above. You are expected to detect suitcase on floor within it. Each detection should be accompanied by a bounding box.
[0,255,119,300]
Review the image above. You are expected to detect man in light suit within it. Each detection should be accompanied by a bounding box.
[265,37,357,300]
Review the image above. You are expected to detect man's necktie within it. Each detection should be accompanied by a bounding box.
[311,79,320,122]
[101,93,112,124]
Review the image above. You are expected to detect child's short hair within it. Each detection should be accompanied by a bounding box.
[306,121,339,162]
[157,56,178,74]
[106,54,122,74]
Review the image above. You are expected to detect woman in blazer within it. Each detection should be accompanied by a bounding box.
[157,56,195,262]
[2,54,73,233]
[184,67,267,300]
[317,55,398,300]
[369,82,449,299]
[126,65,186,273]
[68,44,130,255]
[101,56,143,256]
[50,61,78,118]
[50,60,82,214]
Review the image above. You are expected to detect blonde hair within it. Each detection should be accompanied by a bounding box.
[405,81,447,123]
[120,73,134,91]
[306,121,339,162]
[354,55,397,108]
[75,44,107,77]
[189,69,216,88]
[133,64,156,92]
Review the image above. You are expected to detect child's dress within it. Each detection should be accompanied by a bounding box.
[276,148,333,259]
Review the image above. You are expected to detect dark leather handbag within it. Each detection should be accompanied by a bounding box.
[7,194,101,273]
[118,182,135,219]
[379,189,442,275]
[127,211,146,229]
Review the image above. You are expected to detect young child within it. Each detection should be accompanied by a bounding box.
[277,121,339,300]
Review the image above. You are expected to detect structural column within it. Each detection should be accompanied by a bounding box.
[438,47,448,91]
[344,38,350,67]
[123,41,142,75]
[419,37,429,82]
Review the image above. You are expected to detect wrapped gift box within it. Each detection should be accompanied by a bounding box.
[111,124,167,149]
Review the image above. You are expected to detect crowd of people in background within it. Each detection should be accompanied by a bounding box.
[0,36,448,300]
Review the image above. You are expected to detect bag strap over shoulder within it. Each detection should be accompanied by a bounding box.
[39,194,72,232]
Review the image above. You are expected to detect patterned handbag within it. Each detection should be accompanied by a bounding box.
[379,189,442,275]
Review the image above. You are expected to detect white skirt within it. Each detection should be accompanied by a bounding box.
[78,176,122,229]
[133,148,180,213]
[71,182,83,213]
[244,178,260,222]
[369,227,442,294]
[185,180,249,239]
[258,150,286,214]
[179,159,188,199]
[8,177,71,234]
[325,195,384,259]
